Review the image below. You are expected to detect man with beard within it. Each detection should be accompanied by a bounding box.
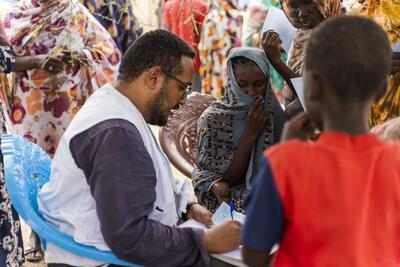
[37,30,241,267]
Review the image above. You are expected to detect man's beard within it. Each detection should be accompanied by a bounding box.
[147,80,171,126]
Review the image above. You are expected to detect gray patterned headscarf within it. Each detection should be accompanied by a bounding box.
[192,47,286,194]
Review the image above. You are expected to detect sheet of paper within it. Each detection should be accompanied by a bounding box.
[394,42,400,53]
[178,219,207,229]
[290,77,306,111]
[262,6,297,53]
[179,203,247,263]
[212,202,246,225]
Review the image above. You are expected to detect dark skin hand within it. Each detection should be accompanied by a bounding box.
[212,98,267,204]
[13,55,64,74]
[223,97,267,186]
[391,52,400,75]
[186,203,213,227]
[261,30,298,105]
[281,112,316,142]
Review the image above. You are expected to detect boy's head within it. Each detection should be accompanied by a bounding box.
[303,15,391,127]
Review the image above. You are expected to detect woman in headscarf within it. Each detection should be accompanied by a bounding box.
[242,0,286,102]
[198,0,243,98]
[355,0,400,127]
[262,0,344,116]
[192,47,286,213]
[82,0,143,53]
[3,0,121,261]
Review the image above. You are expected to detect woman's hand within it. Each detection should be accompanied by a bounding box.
[211,181,230,204]
[261,30,282,64]
[186,204,213,228]
[281,112,316,141]
[36,55,64,74]
[244,97,268,142]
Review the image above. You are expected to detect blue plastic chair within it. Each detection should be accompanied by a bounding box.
[1,134,142,266]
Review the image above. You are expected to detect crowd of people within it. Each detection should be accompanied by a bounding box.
[0,0,398,266]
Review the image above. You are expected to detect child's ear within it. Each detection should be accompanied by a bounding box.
[308,72,324,101]
[375,80,388,101]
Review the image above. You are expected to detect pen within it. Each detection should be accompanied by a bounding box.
[229,199,234,220]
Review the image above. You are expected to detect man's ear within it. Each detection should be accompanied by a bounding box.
[145,66,163,90]
[375,79,388,101]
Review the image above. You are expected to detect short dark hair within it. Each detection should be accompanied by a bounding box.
[305,16,392,102]
[118,29,195,81]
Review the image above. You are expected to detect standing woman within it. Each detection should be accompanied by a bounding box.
[262,0,343,116]
[3,0,121,261]
[198,0,243,98]
[0,23,63,267]
[82,0,143,53]
[3,0,121,156]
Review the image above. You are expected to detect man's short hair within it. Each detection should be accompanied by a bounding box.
[305,16,392,102]
[118,29,195,81]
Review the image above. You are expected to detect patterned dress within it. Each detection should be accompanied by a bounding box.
[82,0,143,53]
[198,0,243,97]
[3,0,121,156]
[193,48,286,213]
[0,45,24,267]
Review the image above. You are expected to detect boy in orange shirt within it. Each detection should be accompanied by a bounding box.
[242,16,400,267]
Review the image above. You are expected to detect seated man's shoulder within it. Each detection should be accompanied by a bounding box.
[86,119,139,138]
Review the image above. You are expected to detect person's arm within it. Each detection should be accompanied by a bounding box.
[70,119,209,266]
[261,31,298,96]
[222,98,267,186]
[242,157,285,267]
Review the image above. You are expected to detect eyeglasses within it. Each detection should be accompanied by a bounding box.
[163,71,192,99]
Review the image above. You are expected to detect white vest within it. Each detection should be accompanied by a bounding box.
[38,84,194,266]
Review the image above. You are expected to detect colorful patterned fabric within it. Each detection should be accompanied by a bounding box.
[242,0,286,101]
[3,0,121,156]
[280,0,344,105]
[198,0,243,97]
[193,47,285,213]
[360,0,400,127]
[0,46,24,267]
[82,0,142,53]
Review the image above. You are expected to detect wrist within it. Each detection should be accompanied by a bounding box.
[34,55,46,69]
[183,201,199,220]
[243,130,258,142]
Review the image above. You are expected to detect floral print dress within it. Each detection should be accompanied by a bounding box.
[0,45,24,267]
[3,0,121,156]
